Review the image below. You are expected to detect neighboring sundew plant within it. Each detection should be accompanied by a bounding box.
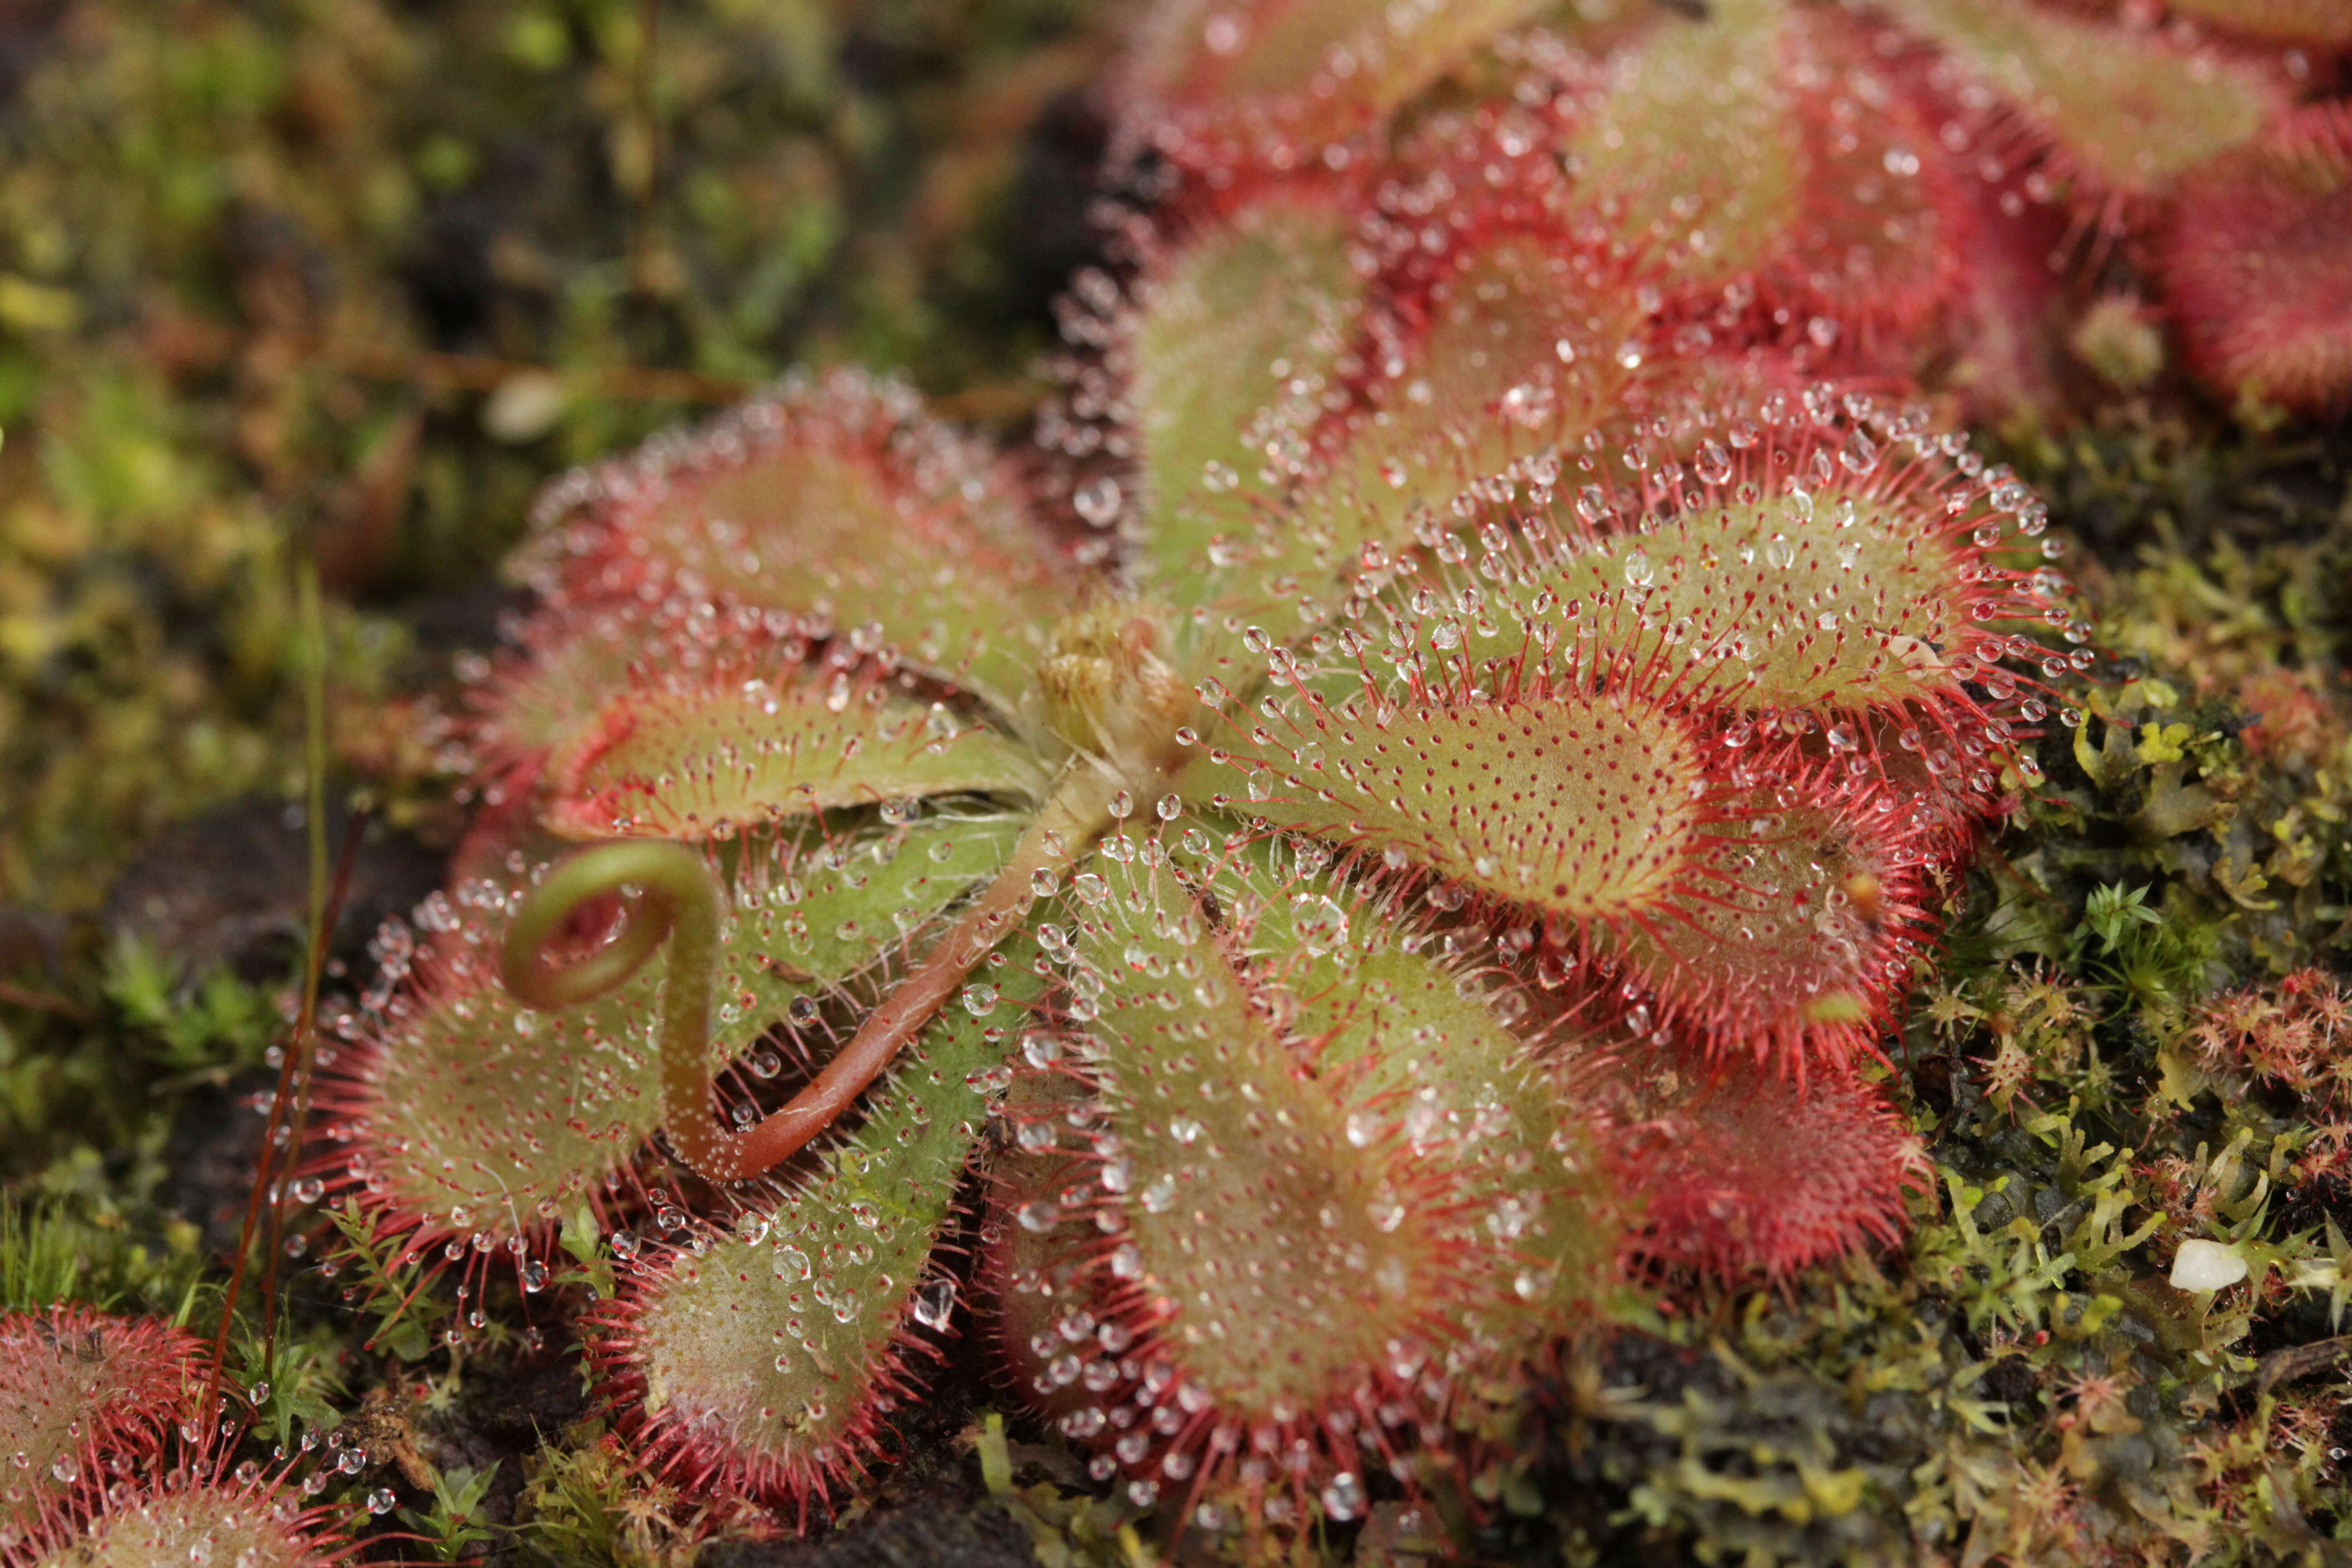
[2161,102,2352,413]
[0,1310,206,1533]
[2188,967,2352,1100]
[2,1456,353,1568]
[1087,0,2342,415]
[307,0,2352,1547]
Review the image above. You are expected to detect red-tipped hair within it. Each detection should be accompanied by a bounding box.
[1612,1050,1929,1277]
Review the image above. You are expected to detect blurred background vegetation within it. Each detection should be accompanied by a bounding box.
[0,0,1108,913]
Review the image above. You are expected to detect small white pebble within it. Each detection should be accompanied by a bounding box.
[2169,1239,2247,1293]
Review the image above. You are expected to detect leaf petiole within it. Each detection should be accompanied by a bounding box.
[500,761,1124,1182]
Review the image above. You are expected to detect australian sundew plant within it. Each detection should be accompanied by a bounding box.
[232,0,2352,1558]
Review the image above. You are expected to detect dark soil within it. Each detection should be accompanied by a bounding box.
[160,1072,274,1255]
[105,800,444,982]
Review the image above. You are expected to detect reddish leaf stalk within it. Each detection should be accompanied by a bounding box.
[207,564,363,1420]
[503,764,1122,1182]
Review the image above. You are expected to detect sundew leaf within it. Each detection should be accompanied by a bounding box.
[1119,0,1553,150]
[1563,0,1802,284]
[1554,0,1955,342]
[473,603,681,782]
[326,816,1022,1246]
[542,658,1046,841]
[1517,485,1978,715]
[1082,862,1450,1426]
[1240,862,1614,1324]
[1883,0,2280,202]
[1769,6,1961,323]
[1183,676,1932,1061]
[2165,0,2352,44]
[1356,405,2043,723]
[518,369,1070,724]
[1185,686,1712,923]
[1127,192,1364,612]
[729,814,1029,985]
[593,951,1042,1511]
[1022,842,1592,1499]
[1610,1047,1926,1276]
[1592,779,1931,1060]
[1163,227,1658,666]
[2161,104,2352,415]
[1312,231,1651,554]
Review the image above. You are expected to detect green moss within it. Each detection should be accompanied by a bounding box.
[1473,407,2352,1564]
[0,0,1100,906]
